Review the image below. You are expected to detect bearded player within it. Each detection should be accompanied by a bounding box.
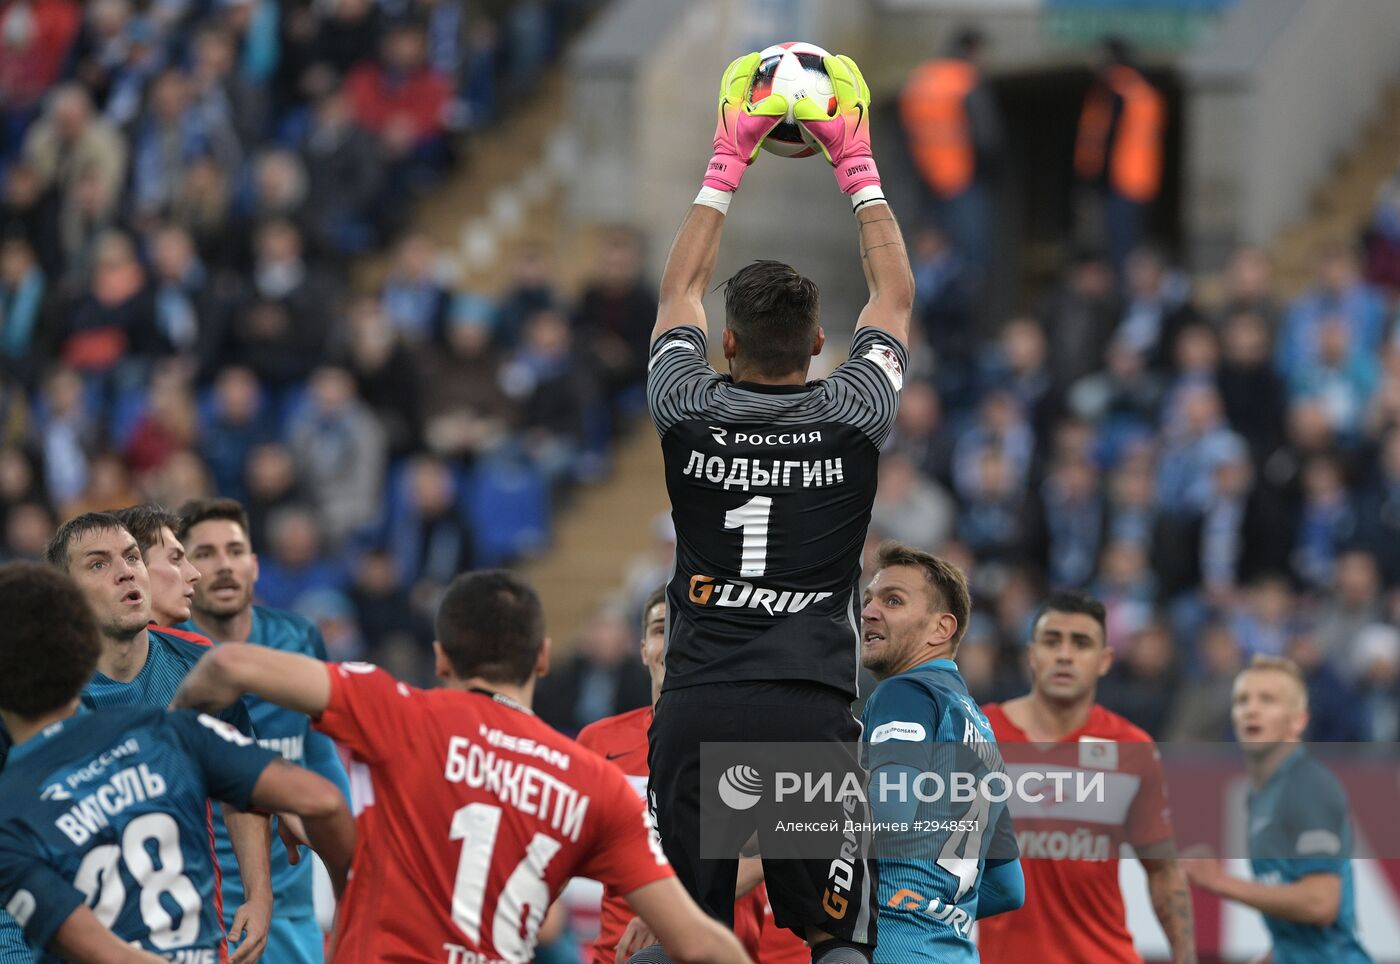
[175,498,352,964]
[648,49,912,963]
[172,569,752,964]
[978,590,1196,963]
[576,588,809,964]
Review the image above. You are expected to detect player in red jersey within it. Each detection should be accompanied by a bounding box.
[172,569,752,964]
[576,588,809,964]
[978,590,1197,964]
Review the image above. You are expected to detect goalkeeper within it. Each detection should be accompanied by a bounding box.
[642,49,913,964]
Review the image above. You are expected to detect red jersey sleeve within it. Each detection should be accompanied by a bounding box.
[1126,739,1174,849]
[575,763,674,896]
[313,662,421,764]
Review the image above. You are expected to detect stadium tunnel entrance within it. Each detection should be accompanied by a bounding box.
[989,64,1186,318]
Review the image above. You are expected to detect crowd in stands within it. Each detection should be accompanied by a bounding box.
[0,0,638,685]
[2,6,1397,748]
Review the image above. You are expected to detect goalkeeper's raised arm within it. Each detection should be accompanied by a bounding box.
[796,54,915,347]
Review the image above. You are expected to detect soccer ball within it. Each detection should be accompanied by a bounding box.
[748,41,837,158]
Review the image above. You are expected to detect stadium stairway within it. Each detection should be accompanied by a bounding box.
[1267,82,1400,297]
[360,70,672,645]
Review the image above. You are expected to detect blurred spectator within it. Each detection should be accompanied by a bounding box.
[1,163,63,277]
[60,229,165,384]
[909,224,975,401]
[35,365,93,506]
[2,499,56,561]
[900,27,1003,274]
[246,148,311,238]
[148,222,212,360]
[953,390,1034,499]
[1356,428,1400,585]
[242,441,297,550]
[1216,308,1285,463]
[1275,244,1385,380]
[381,232,449,344]
[422,301,514,458]
[1113,246,1196,370]
[981,317,1058,437]
[0,445,43,512]
[886,379,952,485]
[0,232,49,383]
[955,447,1025,564]
[387,455,473,605]
[1218,245,1278,327]
[343,296,422,457]
[1348,625,1400,742]
[1094,540,1155,652]
[534,604,652,736]
[21,83,126,224]
[296,90,384,253]
[295,588,366,664]
[1154,384,1237,516]
[498,308,598,487]
[1098,622,1178,737]
[123,362,196,475]
[0,0,81,139]
[493,242,556,348]
[1039,250,1120,390]
[1286,316,1378,443]
[129,67,241,220]
[573,227,657,408]
[1073,37,1164,281]
[1028,457,1105,590]
[311,0,381,76]
[288,366,385,544]
[61,450,134,517]
[255,503,349,610]
[1165,620,1242,742]
[869,451,955,551]
[1286,632,1366,742]
[350,546,432,658]
[198,366,271,502]
[1314,549,1385,665]
[344,18,454,188]
[1229,575,1295,658]
[1292,454,1357,589]
[189,23,267,153]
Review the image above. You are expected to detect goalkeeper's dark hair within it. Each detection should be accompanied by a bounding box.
[0,562,100,717]
[723,259,820,378]
[437,570,545,685]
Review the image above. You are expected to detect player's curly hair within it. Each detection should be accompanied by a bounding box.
[0,562,101,718]
[723,260,820,378]
[437,570,545,685]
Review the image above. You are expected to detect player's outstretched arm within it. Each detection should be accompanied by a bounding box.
[173,643,332,719]
[975,857,1025,919]
[1181,856,1342,926]
[1141,851,1199,964]
[222,807,273,964]
[48,907,168,963]
[245,758,357,895]
[653,52,786,344]
[623,878,753,964]
[795,54,914,345]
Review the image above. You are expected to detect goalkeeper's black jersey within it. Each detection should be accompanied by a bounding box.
[647,324,907,698]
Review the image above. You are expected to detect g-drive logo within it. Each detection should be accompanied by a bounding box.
[689,575,834,615]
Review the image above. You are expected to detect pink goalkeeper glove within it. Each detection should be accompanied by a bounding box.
[704,51,787,192]
[794,54,881,194]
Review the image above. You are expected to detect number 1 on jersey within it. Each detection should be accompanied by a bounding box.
[724,495,773,577]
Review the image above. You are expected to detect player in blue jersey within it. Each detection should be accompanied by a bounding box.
[175,498,351,964]
[44,511,276,964]
[1182,656,1373,963]
[0,561,356,962]
[857,544,1023,963]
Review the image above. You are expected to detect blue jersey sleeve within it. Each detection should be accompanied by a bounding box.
[864,677,938,772]
[166,711,280,811]
[217,696,256,740]
[976,857,1024,919]
[0,836,83,954]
